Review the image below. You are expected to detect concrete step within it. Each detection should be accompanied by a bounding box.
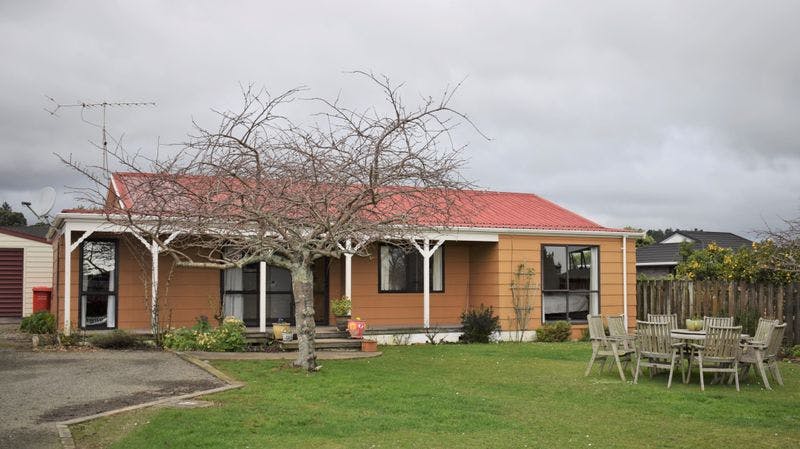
[246,328,348,343]
[278,338,362,351]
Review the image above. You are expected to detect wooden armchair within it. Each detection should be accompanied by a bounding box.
[703,316,734,329]
[607,315,635,351]
[736,318,778,389]
[647,314,678,330]
[689,325,742,391]
[585,315,635,381]
[634,320,684,388]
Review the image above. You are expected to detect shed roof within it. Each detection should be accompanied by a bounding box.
[0,225,50,243]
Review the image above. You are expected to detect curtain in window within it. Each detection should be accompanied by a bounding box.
[223,267,244,318]
[431,247,443,291]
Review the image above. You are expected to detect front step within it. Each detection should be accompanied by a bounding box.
[245,328,349,344]
[279,338,362,351]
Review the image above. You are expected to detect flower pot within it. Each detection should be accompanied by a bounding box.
[685,319,703,331]
[361,339,378,352]
[282,331,294,343]
[272,322,290,340]
[335,316,351,332]
[347,319,366,339]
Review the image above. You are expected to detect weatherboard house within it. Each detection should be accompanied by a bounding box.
[46,173,639,341]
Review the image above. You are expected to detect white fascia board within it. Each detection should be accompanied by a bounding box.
[636,261,679,267]
[433,226,646,239]
[418,230,499,242]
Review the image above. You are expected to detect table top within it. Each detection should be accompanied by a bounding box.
[670,329,750,340]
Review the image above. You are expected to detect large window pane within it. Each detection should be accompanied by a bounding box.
[541,244,599,323]
[542,246,568,290]
[80,241,117,329]
[379,244,444,293]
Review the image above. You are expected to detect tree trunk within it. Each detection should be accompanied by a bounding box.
[291,263,317,371]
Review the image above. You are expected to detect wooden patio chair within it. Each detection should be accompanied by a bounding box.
[585,315,635,381]
[761,323,787,387]
[735,318,777,389]
[688,325,742,391]
[633,320,684,388]
[607,315,635,351]
[647,313,678,330]
[703,316,734,329]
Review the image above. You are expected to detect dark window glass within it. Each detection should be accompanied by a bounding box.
[542,245,598,323]
[80,240,117,329]
[379,244,444,293]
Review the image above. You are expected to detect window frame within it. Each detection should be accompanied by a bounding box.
[78,238,119,330]
[377,243,445,294]
[540,244,600,324]
[219,262,295,326]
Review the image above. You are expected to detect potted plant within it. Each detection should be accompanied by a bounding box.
[685,317,703,331]
[347,316,366,339]
[361,339,378,352]
[331,296,352,331]
[272,319,291,341]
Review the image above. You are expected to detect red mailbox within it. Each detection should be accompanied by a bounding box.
[32,286,52,313]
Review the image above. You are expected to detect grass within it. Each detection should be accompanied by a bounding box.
[72,343,800,448]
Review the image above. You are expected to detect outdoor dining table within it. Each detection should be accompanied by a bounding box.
[670,329,750,341]
[669,329,751,385]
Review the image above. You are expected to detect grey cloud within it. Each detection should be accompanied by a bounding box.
[1,0,799,237]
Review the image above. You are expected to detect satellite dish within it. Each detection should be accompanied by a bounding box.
[28,187,56,222]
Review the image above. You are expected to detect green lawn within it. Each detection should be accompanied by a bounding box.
[72,343,800,448]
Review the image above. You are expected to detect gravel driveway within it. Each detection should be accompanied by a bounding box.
[0,325,224,449]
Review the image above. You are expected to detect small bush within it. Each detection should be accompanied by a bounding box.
[163,315,247,352]
[791,345,800,358]
[20,311,56,334]
[89,330,139,349]
[460,304,500,343]
[537,321,572,342]
[331,296,352,317]
[58,331,81,347]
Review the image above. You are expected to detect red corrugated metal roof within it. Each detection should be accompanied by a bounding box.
[63,172,622,233]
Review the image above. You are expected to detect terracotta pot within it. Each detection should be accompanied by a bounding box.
[361,339,378,352]
[347,319,366,339]
[272,323,290,340]
[335,316,350,332]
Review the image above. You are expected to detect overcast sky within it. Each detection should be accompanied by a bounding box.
[1,1,798,239]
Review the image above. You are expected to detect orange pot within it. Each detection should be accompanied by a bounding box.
[347,319,366,339]
[361,339,378,352]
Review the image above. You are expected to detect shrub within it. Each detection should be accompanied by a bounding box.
[331,296,351,317]
[20,311,56,334]
[459,304,500,343]
[163,316,247,352]
[791,345,800,358]
[537,321,572,342]
[89,330,139,349]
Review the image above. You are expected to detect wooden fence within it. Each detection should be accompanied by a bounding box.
[636,280,800,345]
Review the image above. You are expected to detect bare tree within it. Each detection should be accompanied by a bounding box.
[61,72,481,371]
[760,214,800,275]
[509,263,537,342]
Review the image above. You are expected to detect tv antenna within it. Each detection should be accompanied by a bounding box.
[44,96,156,171]
[21,186,57,225]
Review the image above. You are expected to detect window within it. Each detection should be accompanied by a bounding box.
[379,244,444,293]
[222,263,293,326]
[79,240,118,329]
[541,245,599,323]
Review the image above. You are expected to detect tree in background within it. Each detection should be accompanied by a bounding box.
[760,214,800,277]
[676,241,797,283]
[0,202,27,226]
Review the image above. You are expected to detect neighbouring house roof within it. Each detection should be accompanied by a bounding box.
[53,172,639,237]
[0,224,51,243]
[663,230,753,248]
[637,230,753,266]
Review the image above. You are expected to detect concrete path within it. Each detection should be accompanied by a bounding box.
[0,325,224,449]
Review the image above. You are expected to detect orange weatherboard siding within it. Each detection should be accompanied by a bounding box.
[53,232,220,331]
[491,234,638,335]
[327,242,471,327]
